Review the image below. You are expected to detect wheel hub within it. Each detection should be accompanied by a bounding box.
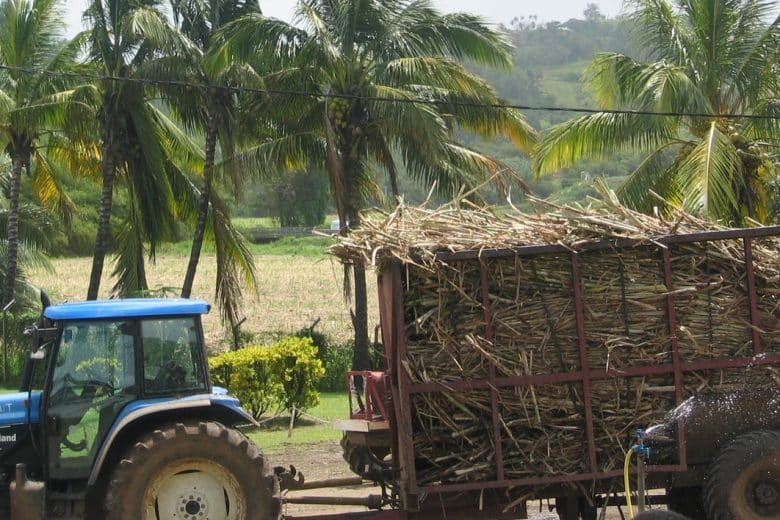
[745,470,780,517]
[754,481,779,507]
[180,493,208,519]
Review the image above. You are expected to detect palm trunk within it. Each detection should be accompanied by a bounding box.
[352,261,371,370]
[348,201,371,371]
[87,134,117,300]
[181,115,217,298]
[2,151,25,307]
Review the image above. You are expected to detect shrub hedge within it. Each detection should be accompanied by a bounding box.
[209,336,325,419]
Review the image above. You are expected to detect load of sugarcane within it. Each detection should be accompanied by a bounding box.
[331,189,780,485]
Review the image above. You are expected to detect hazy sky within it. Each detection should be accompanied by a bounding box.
[61,0,626,37]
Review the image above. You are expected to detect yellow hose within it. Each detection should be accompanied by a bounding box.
[624,448,635,519]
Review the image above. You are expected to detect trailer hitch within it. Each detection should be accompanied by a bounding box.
[276,464,369,493]
[275,465,305,491]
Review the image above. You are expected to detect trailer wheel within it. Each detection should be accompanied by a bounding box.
[554,496,597,520]
[340,434,389,480]
[105,421,280,520]
[666,487,705,519]
[704,429,780,520]
[634,511,692,519]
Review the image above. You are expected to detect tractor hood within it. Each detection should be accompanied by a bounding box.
[0,391,41,427]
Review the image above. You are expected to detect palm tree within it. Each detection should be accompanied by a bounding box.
[0,160,57,312]
[83,0,196,299]
[223,0,536,368]
[0,0,85,306]
[534,0,780,225]
[159,0,260,326]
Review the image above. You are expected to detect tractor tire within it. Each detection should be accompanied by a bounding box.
[554,496,597,520]
[340,434,389,481]
[704,429,780,520]
[634,511,692,520]
[666,487,706,519]
[105,421,279,520]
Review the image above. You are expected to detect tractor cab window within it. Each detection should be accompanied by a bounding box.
[47,320,136,480]
[141,317,207,395]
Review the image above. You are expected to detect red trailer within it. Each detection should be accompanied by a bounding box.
[287,224,780,520]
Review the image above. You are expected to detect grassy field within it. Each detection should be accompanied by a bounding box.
[29,240,379,350]
[244,392,348,454]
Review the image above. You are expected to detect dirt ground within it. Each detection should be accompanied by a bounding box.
[274,441,657,519]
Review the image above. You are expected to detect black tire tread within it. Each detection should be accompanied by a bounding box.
[704,429,780,520]
[667,487,705,520]
[634,511,692,520]
[340,434,369,478]
[104,421,279,520]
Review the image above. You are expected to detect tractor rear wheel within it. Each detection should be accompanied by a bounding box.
[704,429,780,520]
[105,421,279,520]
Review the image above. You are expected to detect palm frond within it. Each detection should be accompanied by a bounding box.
[238,132,323,179]
[727,5,780,107]
[430,90,537,153]
[617,142,682,213]
[123,6,195,58]
[216,13,305,65]
[110,199,149,297]
[385,3,511,68]
[369,84,448,158]
[147,103,205,173]
[431,12,512,68]
[209,192,257,327]
[379,56,492,97]
[534,112,677,175]
[126,105,178,246]
[676,122,743,222]
[31,150,74,227]
[627,0,694,69]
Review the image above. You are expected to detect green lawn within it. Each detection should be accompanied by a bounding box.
[243,392,349,454]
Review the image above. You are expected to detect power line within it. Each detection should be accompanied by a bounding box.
[2,63,779,121]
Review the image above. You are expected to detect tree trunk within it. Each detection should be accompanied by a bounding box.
[87,129,117,301]
[348,210,371,370]
[181,115,217,298]
[2,151,25,307]
[352,261,371,370]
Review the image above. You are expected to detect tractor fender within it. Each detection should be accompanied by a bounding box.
[87,393,258,487]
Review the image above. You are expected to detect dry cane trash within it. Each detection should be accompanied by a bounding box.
[331,191,780,486]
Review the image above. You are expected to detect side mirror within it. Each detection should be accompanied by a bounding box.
[30,349,45,361]
[25,325,58,355]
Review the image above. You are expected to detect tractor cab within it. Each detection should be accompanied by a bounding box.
[0,297,270,520]
[0,298,216,486]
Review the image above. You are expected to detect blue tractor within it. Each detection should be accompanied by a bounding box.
[0,295,279,519]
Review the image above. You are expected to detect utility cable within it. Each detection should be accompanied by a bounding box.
[2,63,780,121]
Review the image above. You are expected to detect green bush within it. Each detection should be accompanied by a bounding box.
[267,337,325,414]
[295,324,330,360]
[209,336,325,419]
[295,328,355,392]
[210,346,280,418]
[317,342,352,392]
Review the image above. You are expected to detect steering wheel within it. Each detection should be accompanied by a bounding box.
[64,371,116,397]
